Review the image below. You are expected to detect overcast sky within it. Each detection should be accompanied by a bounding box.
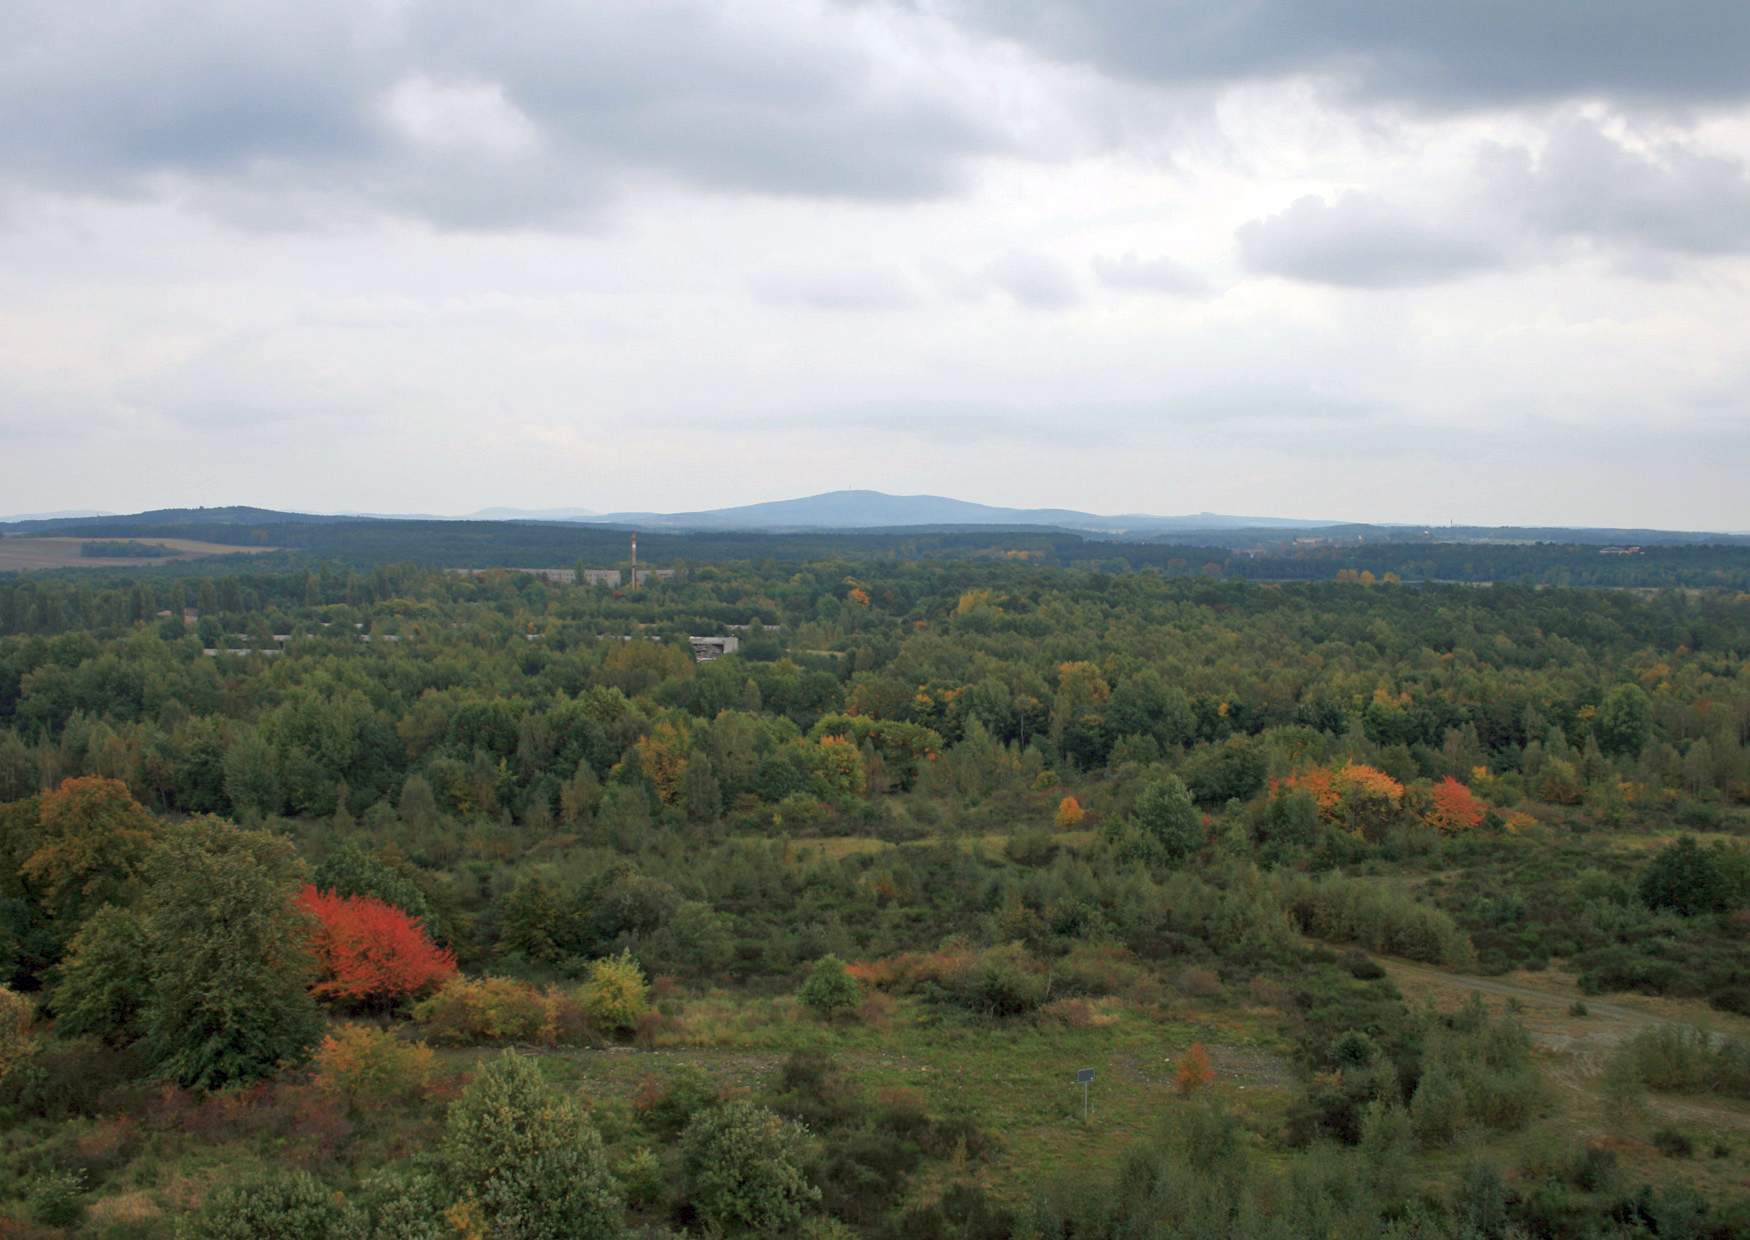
[2,1,1747,528]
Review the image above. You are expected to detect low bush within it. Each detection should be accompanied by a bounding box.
[578,951,649,1034]
[1607,1025,1750,1098]
[412,975,592,1047]
[1276,873,1474,967]
[182,1169,366,1239]
[312,1024,437,1108]
[799,954,862,1019]
[26,1168,87,1228]
[680,1100,819,1236]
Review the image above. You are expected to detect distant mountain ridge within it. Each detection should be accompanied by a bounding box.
[0,509,112,523]
[574,490,1328,533]
[2,493,1741,543]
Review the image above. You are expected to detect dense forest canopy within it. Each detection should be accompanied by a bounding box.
[0,554,1746,1236]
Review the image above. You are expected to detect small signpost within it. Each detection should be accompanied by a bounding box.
[1075,1067,1095,1120]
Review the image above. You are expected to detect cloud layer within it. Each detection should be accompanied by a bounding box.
[1,0,1748,528]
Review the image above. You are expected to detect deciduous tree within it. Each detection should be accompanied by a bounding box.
[297,885,457,1010]
[141,817,322,1089]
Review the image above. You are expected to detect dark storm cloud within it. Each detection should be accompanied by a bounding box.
[1236,194,1505,288]
[945,0,1750,111]
[0,0,1000,226]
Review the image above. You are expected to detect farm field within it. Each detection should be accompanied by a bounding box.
[0,537,274,572]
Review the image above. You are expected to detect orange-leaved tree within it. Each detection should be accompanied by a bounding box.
[1174,1043,1214,1095]
[22,777,162,924]
[1425,776,1485,831]
[1055,795,1085,829]
[296,885,456,1010]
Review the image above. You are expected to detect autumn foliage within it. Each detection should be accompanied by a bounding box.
[1278,763,1406,840]
[1174,1043,1214,1095]
[313,1024,435,1107]
[1055,795,1086,829]
[296,885,456,1008]
[1425,776,1486,831]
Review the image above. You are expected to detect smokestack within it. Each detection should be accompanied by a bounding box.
[630,532,638,587]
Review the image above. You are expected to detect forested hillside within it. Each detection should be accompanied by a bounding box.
[0,559,1746,1236]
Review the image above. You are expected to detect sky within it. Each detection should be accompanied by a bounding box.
[1,1,1748,530]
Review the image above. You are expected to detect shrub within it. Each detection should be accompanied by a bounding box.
[26,1168,87,1228]
[799,954,862,1019]
[1608,1025,1750,1098]
[1652,1126,1694,1158]
[443,1051,622,1240]
[632,1063,721,1138]
[1174,1043,1214,1095]
[1639,837,1737,916]
[958,944,1048,1017]
[412,976,548,1045]
[1409,1061,1464,1147]
[578,951,649,1034]
[183,1169,366,1239]
[680,1100,820,1236]
[1275,873,1473,967]
[313,1025,437,1108]
[358,1165,449,1240]
[1410,1000,1545,1144]
[0,983,38,1082]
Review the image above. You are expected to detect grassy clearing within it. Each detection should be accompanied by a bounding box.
[446,992,1295,1204]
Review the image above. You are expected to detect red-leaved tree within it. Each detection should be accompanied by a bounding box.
[1426,776,1486,831]
[296,886,457,1010]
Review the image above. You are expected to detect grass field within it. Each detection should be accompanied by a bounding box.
[0,537,276,571]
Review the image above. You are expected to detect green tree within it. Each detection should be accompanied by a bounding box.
[223,730,282,819]
[312,841,442,941]
[398,772,439,831]
[1639,837,1734,916]
[20,776,161,925]
[1596,683,1653,758]
[680,756,722,822]
[579,950,649,1034]
[1134,776,1204,864]
[442,1051,622,1240]
[0,984,36,1083]
[50,904,149,1046]
[798,954,862,1019]
[141,817,322,1089]
[681,1100,819,1236]
[0,730,36,802]
[183,1169,366,1239]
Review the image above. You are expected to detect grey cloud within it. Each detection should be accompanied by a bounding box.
[750,268,921,311]
[946,0,1750,111]
[985,251,1081,309]
[1236,194,1505,288]
[1235,120,1750,289]
[1483,120,1750,257]
[1092,251,1211,296]
[0,1,1001,227]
